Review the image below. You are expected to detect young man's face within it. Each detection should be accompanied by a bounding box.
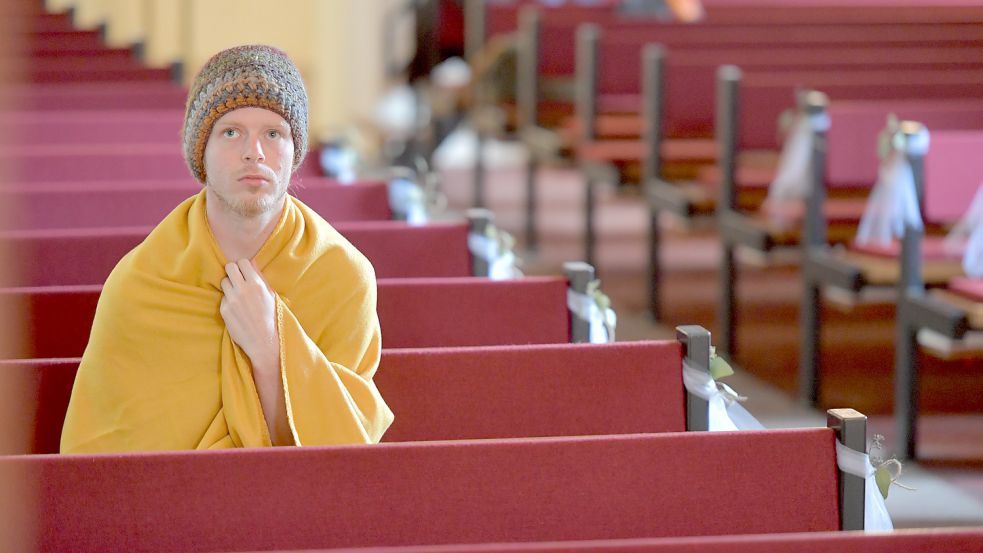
[203,107,294,218]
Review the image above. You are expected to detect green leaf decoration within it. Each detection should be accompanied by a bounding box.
[875,465,892,499]
[709,354,734,380]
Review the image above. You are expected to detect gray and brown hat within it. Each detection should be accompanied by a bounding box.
[182,44,309,184]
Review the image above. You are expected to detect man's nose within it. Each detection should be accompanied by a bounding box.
[242,137,265,162]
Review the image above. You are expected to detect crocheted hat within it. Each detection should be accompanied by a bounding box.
[182,44,309,184]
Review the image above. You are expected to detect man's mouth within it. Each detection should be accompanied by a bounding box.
[239,175,270,184]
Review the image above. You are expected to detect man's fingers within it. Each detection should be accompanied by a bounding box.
[225,262,245,285]
[220,277,233,296]
[238,258,260,282]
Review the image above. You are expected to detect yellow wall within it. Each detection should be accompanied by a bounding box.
[143,0,183,69]
[104,0,144,48]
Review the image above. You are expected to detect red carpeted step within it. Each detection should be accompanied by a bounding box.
[0,109,184,145]
[0,82,188,110]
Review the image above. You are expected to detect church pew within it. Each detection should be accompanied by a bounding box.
[895,225,983,460]
[0,221,479,286]
[701,1,983,24]
[0,413,870,552]
[0,109,183,145]
[714,93,983,354]
[527,24,983,262]
[0,266,603,359]
[645,65,983,334]
[0,179,393,230]
[0,143,323,183]
[472,4,983,220]
[238,528,983,553]
[0,82,188,111]
[799,128,983,409]
[0,331,716,454]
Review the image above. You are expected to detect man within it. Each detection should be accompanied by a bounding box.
[61,45,394,452]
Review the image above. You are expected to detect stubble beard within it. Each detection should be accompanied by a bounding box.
[209,177,289,219]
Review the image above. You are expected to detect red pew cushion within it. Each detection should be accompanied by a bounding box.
[949,277,983,302]
[850,236,961,260]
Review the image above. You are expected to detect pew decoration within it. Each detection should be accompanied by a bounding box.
[944,183,983,278]
[855,121,930,246]
[764,92,831,228]
[467,208,523,279]
[868,434,915,500]
[387,161,446,224]
[682,348,764,432]
[468,223,524,280]
[566,279,617,343]
[318,140,359,183]
[834,439,896,531]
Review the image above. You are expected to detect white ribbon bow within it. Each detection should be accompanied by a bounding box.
[835,440,895,531]
[388,177,428,225]
[681,361,764,432]
[768,111,831,203]
[468,228,522,280]
[855,128,929,246]
[944,183,983,278]
[566,282,617,343]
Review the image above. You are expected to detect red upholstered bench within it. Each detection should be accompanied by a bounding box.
[0,179,392,230]
[0,109,184,145]
[240,528,983,553]
[0,143,322,182]
[2,427,858,552]
[0,276,583,359]
[0,335,716,454]
[0,221,473,286]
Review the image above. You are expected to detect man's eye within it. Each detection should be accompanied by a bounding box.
[223,129,238,138]
[267,130,280,139]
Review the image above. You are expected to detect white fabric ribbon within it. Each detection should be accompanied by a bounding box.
[681,361,764,432]
[388,177,428,225]
[468,232,521,280]
[835,440,895,531]
[566,288,617,344]
[767,111,832,203]
[965,225,983,278]
[855,128,929,245]
[944,183,983,277]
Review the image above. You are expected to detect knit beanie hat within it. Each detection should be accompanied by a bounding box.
[182,44,309,184]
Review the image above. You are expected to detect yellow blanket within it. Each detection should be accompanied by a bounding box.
[61,190,393,453]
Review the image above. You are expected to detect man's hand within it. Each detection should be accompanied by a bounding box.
[220,259,278,365]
